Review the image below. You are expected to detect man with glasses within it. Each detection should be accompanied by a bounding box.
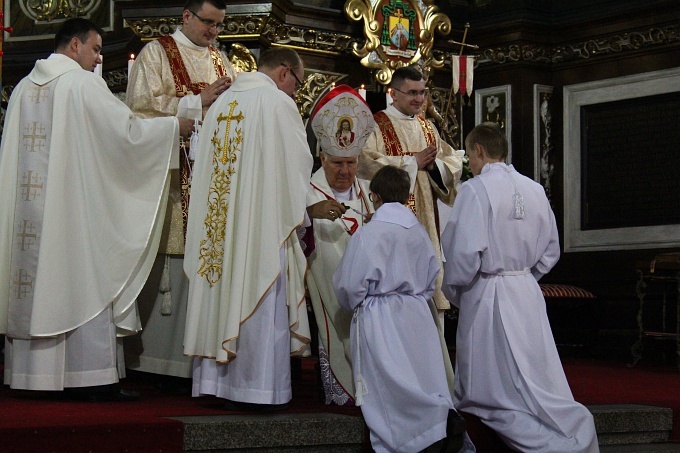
[358,65,464,323]
[124,0,236,389]
[0,18,194,400]
[184,47,313,411]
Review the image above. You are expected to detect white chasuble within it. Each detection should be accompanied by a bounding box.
[306,169,373,401]
[126,29,237,254]
[0,53,178,342]
[183,72,313,364]
[359,105,464,310]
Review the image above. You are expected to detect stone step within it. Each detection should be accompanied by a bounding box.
[600,444,680,452]
[170,404,674,451]
[169,413,365,452]
[590,404,674,446]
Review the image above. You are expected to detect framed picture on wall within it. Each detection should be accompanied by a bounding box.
[533,84,554,202]
[475,85,512,162]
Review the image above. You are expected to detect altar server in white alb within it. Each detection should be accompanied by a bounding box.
[441,123,599,452]
[304,85,375,405]
[184,47,313,410]
[333,165,467,452]
[0,18,192,398]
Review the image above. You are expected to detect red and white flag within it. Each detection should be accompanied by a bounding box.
[452,55,474,96]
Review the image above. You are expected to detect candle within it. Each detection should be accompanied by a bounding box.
[128,54,135,78]
[358,84,366,100]
[94,54,102,77]
[386,88,393,105]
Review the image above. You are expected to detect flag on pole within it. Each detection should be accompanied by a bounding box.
[452,55,474,96]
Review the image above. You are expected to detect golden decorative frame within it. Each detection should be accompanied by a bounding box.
[344,0,450,85]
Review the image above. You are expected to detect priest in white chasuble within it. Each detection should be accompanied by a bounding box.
[358,65,465,316]
[124,0,237,381]
[303,85,375,406]
[0,18,190,396]
[184,47,313,409]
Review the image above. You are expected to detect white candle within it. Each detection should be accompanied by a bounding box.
[94,54,102,77]
[358,84,366,100]
[386,88,393,105]
[128,54,135,78]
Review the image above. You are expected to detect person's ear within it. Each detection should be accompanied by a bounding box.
[474,143,484,159]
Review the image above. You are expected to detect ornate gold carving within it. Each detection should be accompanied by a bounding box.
[222,15,267,38]
[226,42,258,73]
[198,100,243,286]
[20,0,100,22]
[552,24,680,62]
[261,16,358,55]
[429,87,460,149]
[294,72,347,119]
[125,18,181,40]
[345,0,451,85]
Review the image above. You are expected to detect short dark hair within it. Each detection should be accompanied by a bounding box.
[54,18,104,52]
[465,122,508,160]
[390,66,424,89]
[370,165,411,204]
[184,0,227,11]
[257,47,302,72]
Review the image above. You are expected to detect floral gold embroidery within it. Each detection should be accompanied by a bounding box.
[198,100,244,286]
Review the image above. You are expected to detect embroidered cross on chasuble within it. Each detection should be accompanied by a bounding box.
[198,100,243,287]
[373,111,436,215]
[157,36,230,238]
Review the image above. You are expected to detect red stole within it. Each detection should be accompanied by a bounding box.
[373,111,437,216]
[157,36,230,238]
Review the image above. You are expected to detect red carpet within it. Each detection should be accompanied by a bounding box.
[0,357,678,452]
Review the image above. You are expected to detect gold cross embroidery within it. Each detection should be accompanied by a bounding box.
[20,170,43,201]
[27,86,50,103]
[16,220,37,251]
[12,268,33,299]
[23,122,47,152]
[217,100,244,165]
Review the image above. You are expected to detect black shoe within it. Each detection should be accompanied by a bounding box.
[223,399,288,412]
[64,384,140,402]
[440,409,466,453]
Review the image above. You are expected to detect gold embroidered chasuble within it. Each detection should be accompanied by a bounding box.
[358,105,464,310]
[126,30,236,254]
[183,72,313,363]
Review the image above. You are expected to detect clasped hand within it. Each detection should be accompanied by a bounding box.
[415,144,437,171]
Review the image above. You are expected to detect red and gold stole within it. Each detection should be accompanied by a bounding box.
[373,111,436,216]
[157,36,230,238]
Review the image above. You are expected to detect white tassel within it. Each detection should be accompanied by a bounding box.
[355,373,368,406]
[160,256,172,316]
[188,119,200,161]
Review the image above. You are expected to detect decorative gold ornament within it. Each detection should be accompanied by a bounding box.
[294,72,347,119]
[20,0,101,22]
[125,18,181,40]
[344,0,451,85]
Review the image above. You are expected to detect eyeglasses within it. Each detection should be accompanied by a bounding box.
[392,87,428,98]
[369,193,377,202]
[188,10,225,32]
[280,63,303,90]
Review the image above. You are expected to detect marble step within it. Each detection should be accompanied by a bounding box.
[591,404,674,446]
[170,412,365,452]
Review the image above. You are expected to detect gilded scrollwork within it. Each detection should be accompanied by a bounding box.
[260,16,358,54]
[429,87,460,149]
[19,0,100,22]
[345,0,451,85]
[125,18,181,40]
[222,15,267,38]
[295,72,347,119]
